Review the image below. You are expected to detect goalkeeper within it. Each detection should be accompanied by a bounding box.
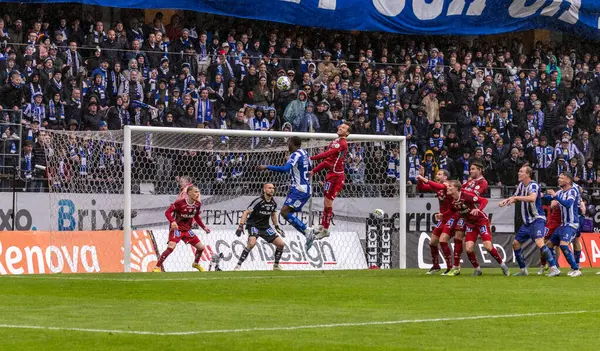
[234,183,286,271]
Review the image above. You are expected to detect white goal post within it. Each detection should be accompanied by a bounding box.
[123,126,406,272]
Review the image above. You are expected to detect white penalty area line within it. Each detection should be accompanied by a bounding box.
[0,274,345,282]
[0,310,596,336]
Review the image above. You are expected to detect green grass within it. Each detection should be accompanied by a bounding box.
[0,269,599,350]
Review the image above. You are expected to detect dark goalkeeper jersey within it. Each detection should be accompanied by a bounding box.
[246,196,277,229]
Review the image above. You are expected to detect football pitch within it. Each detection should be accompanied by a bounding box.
[1,269,599,351]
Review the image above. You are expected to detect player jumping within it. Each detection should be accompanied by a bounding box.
[447,161,486,276]
[154,185,211,272]
[416,168,454,275]
[234,183,286,271]
[543,171,582,277]
[446,180,510,276]
[258,136,315,250]
[310,123,351,240]
[499,166,556,276]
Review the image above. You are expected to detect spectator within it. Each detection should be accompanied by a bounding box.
[499,147,524,186]
[283,90,307,124]
[421,150,438,180]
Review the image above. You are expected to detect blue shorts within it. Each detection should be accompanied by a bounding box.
[549,225,577,245]
[514,218,546,243]
[284,189,310,212]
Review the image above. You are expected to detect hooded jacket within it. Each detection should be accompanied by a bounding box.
[421,150,439,180]
[283,90,308,124]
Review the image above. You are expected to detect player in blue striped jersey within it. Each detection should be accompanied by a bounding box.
[499,166,556,276]
[571,183,587,272]
[258,136,315,250]
[543,171,582,277]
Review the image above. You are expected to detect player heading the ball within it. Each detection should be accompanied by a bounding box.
[257,136,315,250]
[309,122,351,240]
[153,185,211,273]
[234,183,286,271]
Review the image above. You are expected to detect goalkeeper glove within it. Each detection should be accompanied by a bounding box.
[235,225,244,237]
[275,225,285,237]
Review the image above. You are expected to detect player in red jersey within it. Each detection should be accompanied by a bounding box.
[309,122,351,240]
[447,161,488,276]
[153,185,211,272]
[416,168,454,275]
[539,200,561,274]
[446,180,510,276]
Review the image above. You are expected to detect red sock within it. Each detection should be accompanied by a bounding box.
[540,253,547,266]
[453,238,463,267]
[488,247,503,264]
[439,242,452,267]
[321,206,333,229]
[467,251,480,268]
[194,248,204,264]
[157,247,173,267]
[430,245,440,268]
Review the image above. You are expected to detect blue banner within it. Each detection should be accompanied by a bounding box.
[11,0,600,36]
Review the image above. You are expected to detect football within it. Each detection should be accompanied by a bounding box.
[276,76,291,91]
[374,208,385,219]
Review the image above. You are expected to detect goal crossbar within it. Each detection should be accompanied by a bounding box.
[123,126,407,271]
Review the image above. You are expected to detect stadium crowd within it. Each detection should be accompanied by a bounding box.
[2,6,600,193]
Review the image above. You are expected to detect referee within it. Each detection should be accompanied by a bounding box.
[234,183,286,271]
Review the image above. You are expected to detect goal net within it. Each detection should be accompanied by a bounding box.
[43,127,406,272]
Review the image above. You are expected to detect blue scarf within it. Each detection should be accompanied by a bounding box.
[197,98,212,123]
[376,119,386,133]
[119,106,130,126]
[438,156,448,170]
[460,156,469,182]
[429,137,443,149]
[92,31,106,44]
[404,124,413,137]
[387,154,400,179]
[24,152,32,178]
[134,110,142,126]
[154,88,169,107]
[48,100,65,122]
[387,111,399,125]
[66,50,80,75]
[199,42,208,61]
[161,41,170,58]
[407,154,421,182]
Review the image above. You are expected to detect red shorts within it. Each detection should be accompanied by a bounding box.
[544,224,559,240]
[324,173,345,200]
[465,223,493,242]
[432,217,455,237]
[168,229,201,246]
[444,215,466,234]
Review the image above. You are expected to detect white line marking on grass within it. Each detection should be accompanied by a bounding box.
[1,274,345,282]
[0,310,596,336]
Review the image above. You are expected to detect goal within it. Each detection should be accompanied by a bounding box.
[43,127,406,272]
